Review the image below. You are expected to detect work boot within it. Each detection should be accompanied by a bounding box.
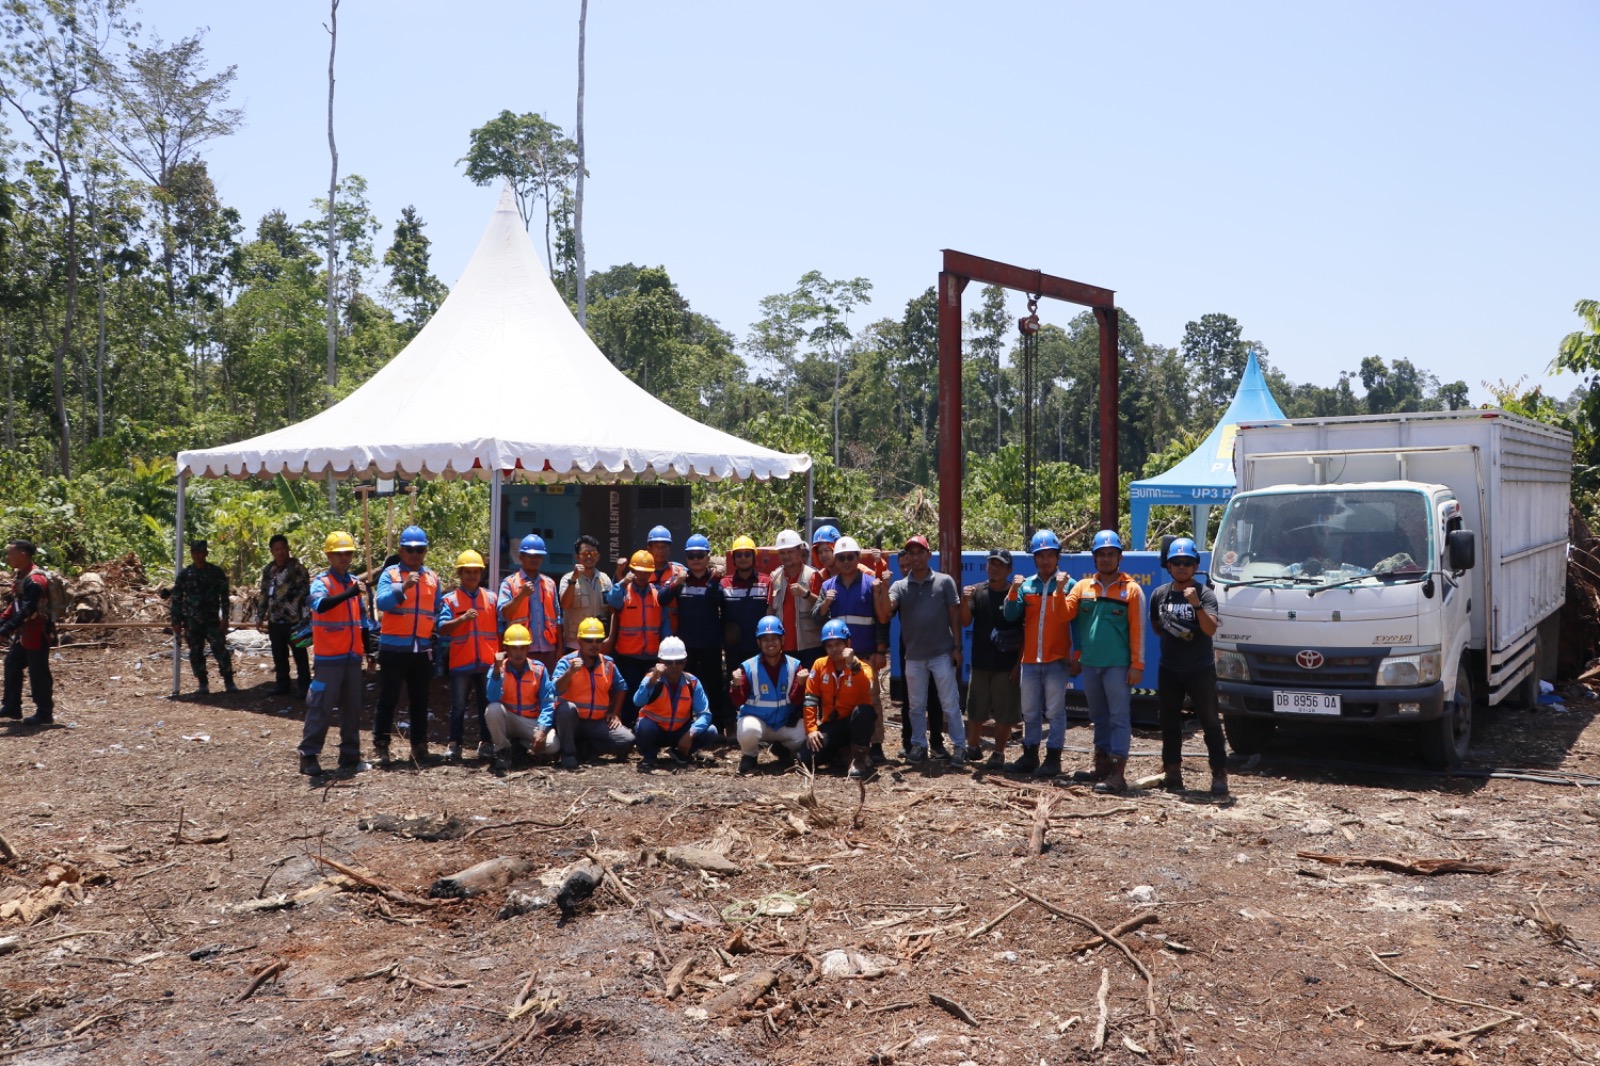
[0,706,21,719]
[337,755,371,773]
[1162,763,1185,792]
[272,682,292,696]
[410,742,438,767]
[965,744,983,762]
[949,747,967,770]
[929,740,950,761]
[1210,770,1230,798]
[1093,755,1128,794]
[1072,748,1111,783]
[1032,748,1062,779]
[560,753,579,771]
[772,744,796,770]
[985,748,1006,771]
[738,754,759,776]
[21,712,53,727]
[222,676,239,694]
[868,743,887,766]
[476,740,495,760]
[906,744,928,764]
[847,745,874,780]
[373,738,393,766]
[1006,744,1040,775]
[299,755,322,776]
[195,678,210,695]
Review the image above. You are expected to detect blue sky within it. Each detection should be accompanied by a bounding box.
[142,0,1597,403]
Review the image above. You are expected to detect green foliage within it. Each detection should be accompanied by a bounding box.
[460,110,578,291]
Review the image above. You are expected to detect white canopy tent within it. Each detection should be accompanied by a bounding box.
[173,186,812,695]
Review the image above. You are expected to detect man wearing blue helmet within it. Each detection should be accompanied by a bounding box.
[375,525,442,765]
[729,615,808,774]
[616,525,688,636]
[1062,529,1145,793]
[499,533,562,671]
[1150,536,1227,796]
[674,532,729,734]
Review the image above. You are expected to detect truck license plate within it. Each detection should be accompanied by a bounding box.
[1274,691,1342,715]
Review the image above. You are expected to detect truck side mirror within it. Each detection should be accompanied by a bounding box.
[1447,529,1476,572]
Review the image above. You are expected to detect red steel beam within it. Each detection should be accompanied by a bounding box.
[937,249,1118,573]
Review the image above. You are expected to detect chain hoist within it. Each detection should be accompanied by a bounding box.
[1018,296,1041,539]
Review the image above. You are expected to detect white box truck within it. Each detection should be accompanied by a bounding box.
[1208,410,1571,767]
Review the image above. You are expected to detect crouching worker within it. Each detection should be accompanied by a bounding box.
[484,623,558,772]
[730,616,808,776]
[550,617,635,771]
[802,618,876,780]
[632,636,717,773]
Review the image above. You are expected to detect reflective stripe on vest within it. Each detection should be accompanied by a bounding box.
[615,583,663,658]
[561,654,617,720]
[380,566,439,642]
[445,587,497,671]
[838,613,874,626]
[640,674,700,731]
[312,571,363,660]
[502,572,560,648]
[739,656,796,715]
[501,661,547,719]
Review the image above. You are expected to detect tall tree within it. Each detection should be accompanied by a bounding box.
[1180,312,1257,413]
[95,30,242,306]
[0,0,128,475]
[382,205,446,338]
[573,0,588,327]
[322,0,339,407]
[460,110,578,284]
[966,284,1008,455]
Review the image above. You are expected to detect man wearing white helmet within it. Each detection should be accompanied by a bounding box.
[812,535,890,764]
[767,529,822,666]
[631,636,717,773]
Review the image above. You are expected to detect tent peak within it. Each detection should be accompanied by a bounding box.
[495,182,518,215]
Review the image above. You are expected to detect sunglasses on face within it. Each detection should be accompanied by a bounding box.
[1169,560,1197,567]
[402,546,426,553]
[835,553,859,562]
[685,551,709,560]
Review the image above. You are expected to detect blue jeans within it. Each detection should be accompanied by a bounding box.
[1080,664,1133,758]
[905,655,967,751]
[449,671,489,746]
[1019,660,1070,750]
[634,718,718,762]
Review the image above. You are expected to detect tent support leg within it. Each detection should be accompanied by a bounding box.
[489,469,503,595]
[172,470,187,698]
[1194,505,1210,551]
[804,466,814,540]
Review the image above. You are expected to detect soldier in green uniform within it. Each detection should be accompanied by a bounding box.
[171,539,236,694]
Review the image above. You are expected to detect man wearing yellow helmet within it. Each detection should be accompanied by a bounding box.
[550,616,634,770]
[718,535,770,736]
[484,623,558,771]
[298,531,372,776]
[604,549,677,720]
[438,549,498,762]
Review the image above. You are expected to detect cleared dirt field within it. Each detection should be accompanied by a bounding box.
[2,631,1599,1065]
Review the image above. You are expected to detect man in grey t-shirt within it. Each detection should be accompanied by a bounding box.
[879,535,968,767]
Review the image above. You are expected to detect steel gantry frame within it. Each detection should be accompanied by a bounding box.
[936,249,1119,577]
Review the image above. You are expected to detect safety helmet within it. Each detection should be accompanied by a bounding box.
[774,529,803,551]
[502,624,533,647]
[755,616,785,639]
[518,534,547,556]
[658,636,688,661]
[1166,537,1199,564]
[833,536,862,555]
[647,525,673,545]
[455,549,486,570]
[399,525,429,548]
[811,524,841,546]
[685,533,711,552]
[629,549,656,573]
[577,617,606,640]
[821,618,852,643]
[324,531,356,554]
[1092,529,1124,553]
[730,535,757,554]
[1029,529,1061,555]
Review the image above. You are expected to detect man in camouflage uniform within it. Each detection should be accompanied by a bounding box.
[258,533,311,697]
[171,539,236,694]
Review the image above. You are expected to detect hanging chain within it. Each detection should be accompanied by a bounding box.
[1019,297,1041,539]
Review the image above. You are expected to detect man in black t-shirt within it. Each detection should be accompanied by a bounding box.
[1149,537,1227,796]
[959,549,1024,770]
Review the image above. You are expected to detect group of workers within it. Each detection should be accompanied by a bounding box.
[153,518,1221,795]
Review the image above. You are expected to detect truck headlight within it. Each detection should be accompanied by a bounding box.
[1377,649,1442,687]
[1215,649,1249,681]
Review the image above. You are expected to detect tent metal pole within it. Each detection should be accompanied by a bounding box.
[489,469,504,595]
[1194,505,1210,551]
[804,464,814,540]
[172,470,187,698]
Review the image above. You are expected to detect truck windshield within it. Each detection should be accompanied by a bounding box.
[1211,489,1432,588]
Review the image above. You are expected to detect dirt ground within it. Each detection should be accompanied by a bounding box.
[3,631,1600,1066]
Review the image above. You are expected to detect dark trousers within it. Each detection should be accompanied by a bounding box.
[634,717,716,762]
[1158,666,1228,772]
[3,642,53,717]
[794,647,824,670]
[186,622,233,684]
[375,648,433,747]
[808,704,877,766]
[614,655,654,727]
[692,647,729,734]
[448,670,489,745]
[555,702,635,758]
[267,621,311,693]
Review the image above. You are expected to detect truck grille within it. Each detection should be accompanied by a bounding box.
[1249,651,1380,686]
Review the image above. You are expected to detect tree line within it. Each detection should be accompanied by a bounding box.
[2,0,1592,583]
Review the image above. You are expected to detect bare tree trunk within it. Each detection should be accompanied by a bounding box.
[4,327,13,449]
[324,0,340,514]
[92,183,107,438]
[52,192,77,477]
[574,0,588,329]
[832,356,841,466]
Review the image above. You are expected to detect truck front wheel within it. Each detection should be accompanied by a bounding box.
[1223,714,1276,755]
[1418,664,1473,769]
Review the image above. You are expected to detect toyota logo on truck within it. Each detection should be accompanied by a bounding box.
[1296,650,1324,669]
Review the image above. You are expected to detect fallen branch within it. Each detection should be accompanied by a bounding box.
[1006,880,1157,1024]
[584,852,639,908]
[701,969,778,1017]
[1368,950,1523,1017]
[1092,967,1111,1051]
[852,778,867,830]
[929,992,979,1028]
[234,959,288,1003]
[309,854,441,908]
[1297,852,1507,876]
[464,816,572,840]
[1374,1013,1520,1052]
[1029,795,1054,857]
[1066,911,1159,954]
[966,899,1026,940]
[429,856,535,900]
